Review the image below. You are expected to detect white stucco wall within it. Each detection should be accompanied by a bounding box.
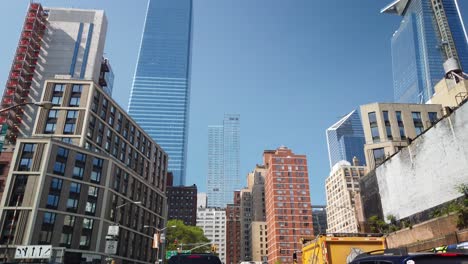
[376,102,468,220]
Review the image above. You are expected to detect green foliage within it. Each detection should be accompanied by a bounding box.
[274,260,282,264]
[165,220,211,253]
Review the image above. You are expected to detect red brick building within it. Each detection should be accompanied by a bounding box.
[263,147,314,264]
[226,191,241,264]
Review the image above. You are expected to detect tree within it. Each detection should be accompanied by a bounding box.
[165,220,211,253]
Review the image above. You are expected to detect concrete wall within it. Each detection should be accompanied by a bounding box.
[375,102,468,220]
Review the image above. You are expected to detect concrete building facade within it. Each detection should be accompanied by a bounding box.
[325,159,367,233]
[263,147,313,264]
[166,184,197,226]
[196,207,226,263]
[360,103,443,169]
[197,192,207,208]
[251,221,268,263]
[0,79,168,263]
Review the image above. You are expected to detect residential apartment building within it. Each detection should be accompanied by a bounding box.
[326,110,366,168]
[0,79,168,263]
[207,114,240,207]
[264,147,313,264]
[166,184,197,226]
[325,158,367,233]
[0,4,108,144]
[311,206,327,236]
[240,165,266,261]
[196,207,226,263]
[360,103,443,169]
[251,221,268,263]
[128,0,194,185]
[226,191,241,264]
[382,0,468,103]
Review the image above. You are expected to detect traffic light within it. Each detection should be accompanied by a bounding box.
[211,244,217,253]
[174,239,178,247]
[293,252,297,264]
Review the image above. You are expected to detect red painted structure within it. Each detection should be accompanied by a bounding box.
[0,3,47,144]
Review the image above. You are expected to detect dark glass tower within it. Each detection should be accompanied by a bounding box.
[128,0,193,185]
[326,110,366,168]
[382,0,468,103]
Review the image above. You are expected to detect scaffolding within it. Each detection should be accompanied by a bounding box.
[0,2,47,144]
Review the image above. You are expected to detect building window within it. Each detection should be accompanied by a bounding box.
[91,158,103,183]
[396,111,406,140]
[64,215,75,226]
[60,233,72,247]
[383,111,392,140]
[368,112,380,142]
[18,143,35,171]
[73,166,84,179]
[46,194,59,209]
[66,198,79,212]
[83,218,94,230]
[69,85,82,107]
[373,148,385,166]
[80,235,91,248]
[51,84,65,106]
[70,182,81,194]
[44,110,58,133]
[63,110,78,134]
[53,161,66,175]
[85,201,96,214]
[50,178,63,191]
[38,231,53,244]
[88,186,99,198]
[428,112,438,125]
[57,147,69,159]
[412,112,424,135]
[43,212,56,225]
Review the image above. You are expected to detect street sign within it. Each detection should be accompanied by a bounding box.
[105,240,118,254]
[166,250,191,259]
[108,225,120,236]
[152,233,160,249]
[15,245,52,259]
[160,233,166,241]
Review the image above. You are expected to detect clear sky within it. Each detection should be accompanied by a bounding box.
[1,1,468,205]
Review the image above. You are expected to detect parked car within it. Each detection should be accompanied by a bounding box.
[349,248,468,264]
[168,253,222,264]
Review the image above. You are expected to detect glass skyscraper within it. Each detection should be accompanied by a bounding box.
[207,114,240,207]
[326,110,366,168]
[382,0,468,103]
[128,0,193,185]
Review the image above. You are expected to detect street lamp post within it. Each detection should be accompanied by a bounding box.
[143,225,176,264]
[0,101,53,114]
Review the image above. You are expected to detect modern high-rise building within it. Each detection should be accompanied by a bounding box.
[196,207,226,263]
[207,114,240,207]
[325,159,367,233]
[128,0,193,186]
[263,147,313,264]
[382,0,468,103]
[0,78,169,263]
[0,4,108,145]
[326,110,366,168]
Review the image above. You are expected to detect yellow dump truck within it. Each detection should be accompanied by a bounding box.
[301,234,386,264]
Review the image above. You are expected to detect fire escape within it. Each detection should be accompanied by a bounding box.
[0,3,47,144]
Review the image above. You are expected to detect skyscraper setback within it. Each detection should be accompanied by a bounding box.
[128,0,193,185]
[382,0,468,103]
[207,114,240,207]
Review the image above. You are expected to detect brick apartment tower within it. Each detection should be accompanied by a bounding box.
[226,191,241,264]
[264,147,314,264]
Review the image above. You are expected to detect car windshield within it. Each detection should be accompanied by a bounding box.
[168,254,222,264]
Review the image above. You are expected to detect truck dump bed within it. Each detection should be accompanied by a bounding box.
[302,234,386,264]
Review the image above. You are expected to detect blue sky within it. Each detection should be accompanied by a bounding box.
[1,1,468,205]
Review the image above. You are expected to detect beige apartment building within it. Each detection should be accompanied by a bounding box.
[325,158,367,233]
[430,78,468,107]
[360,103,443,169]
[0,79,168,263]
[251,221,268,263]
